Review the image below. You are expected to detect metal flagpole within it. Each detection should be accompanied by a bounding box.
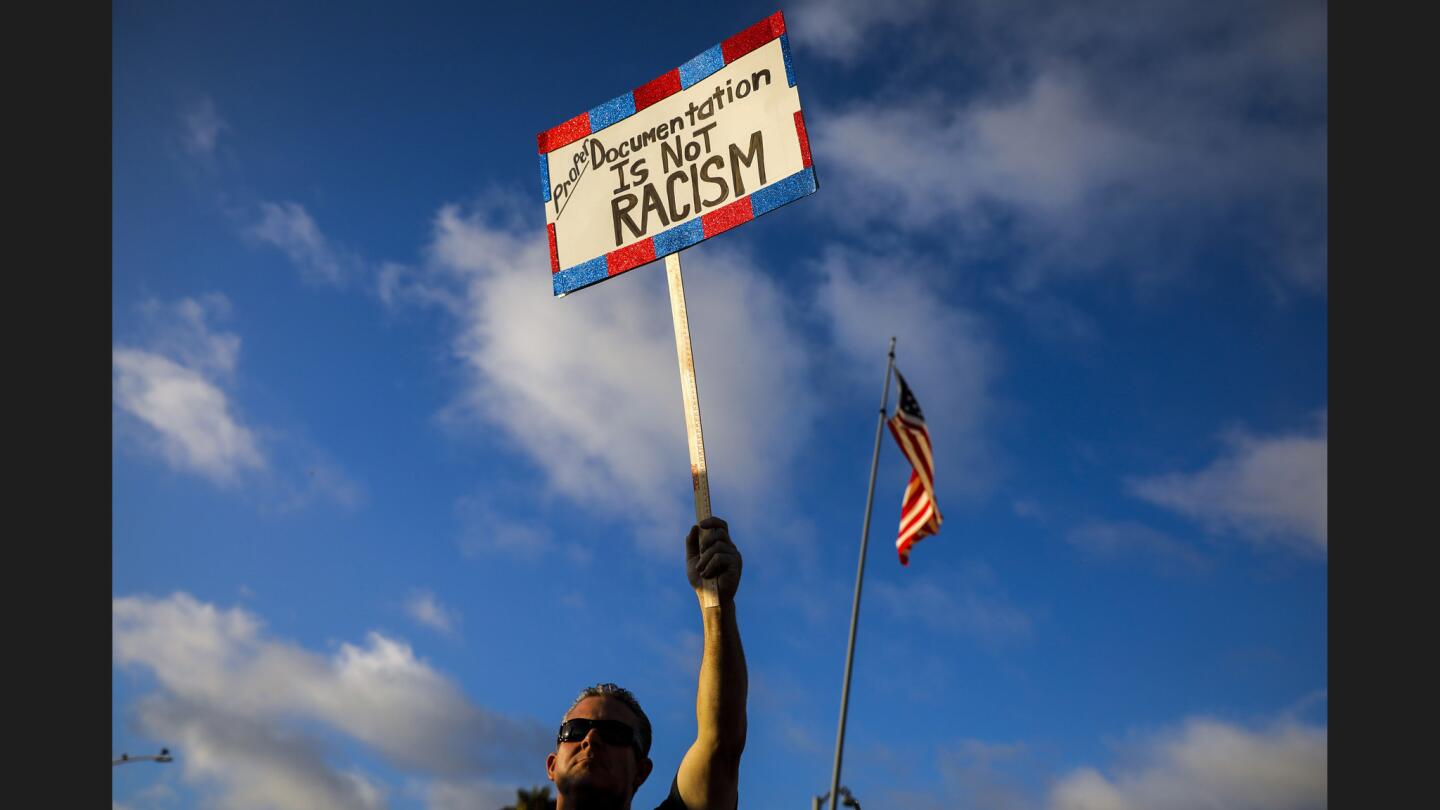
[827,336,896,810]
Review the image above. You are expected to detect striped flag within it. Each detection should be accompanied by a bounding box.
[887,369,941,565]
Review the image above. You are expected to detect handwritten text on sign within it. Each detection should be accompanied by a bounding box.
[538,14,815,296]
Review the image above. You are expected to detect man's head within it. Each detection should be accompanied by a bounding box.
[546,683,654,806]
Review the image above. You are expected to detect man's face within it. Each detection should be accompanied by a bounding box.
[546,696,654,803]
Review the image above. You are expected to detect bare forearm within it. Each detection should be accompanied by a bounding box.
[695,598,747,757]
[676,597,747,809]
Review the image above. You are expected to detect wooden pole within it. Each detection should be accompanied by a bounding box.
[665,251,721,609]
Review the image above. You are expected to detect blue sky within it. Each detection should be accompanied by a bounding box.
[112,2,1327,808]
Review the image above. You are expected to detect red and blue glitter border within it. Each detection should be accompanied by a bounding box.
[538,11,817,297]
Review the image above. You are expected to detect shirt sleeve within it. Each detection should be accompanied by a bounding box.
[653,774,739,809]
[653,776,687,810]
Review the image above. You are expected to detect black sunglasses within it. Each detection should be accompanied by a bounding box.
[557,718,642,752]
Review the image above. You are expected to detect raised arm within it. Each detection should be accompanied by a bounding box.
[676,516,748,810]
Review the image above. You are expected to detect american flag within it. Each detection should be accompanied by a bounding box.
[887,369,941,565]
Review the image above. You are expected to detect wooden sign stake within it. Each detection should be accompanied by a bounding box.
[665,250,721,609]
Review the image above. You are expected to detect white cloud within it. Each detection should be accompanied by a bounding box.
[1050,768,1131,810]
[422,778,523,810]
[282,456,365,511]
[404,199,820,552]
[113,349,264,485]
[406,589,461,637]
[1048,716,1327,810]
[746,669,827,757]
[811,74,1171,245]
[135,695,388,810]
[454,488,560,561]
[636,628,703,681]
[1128,416,1327,557]
[812,245,999,498]
[378,260,463,311]
[802,0,1326,294]
[113,296,264,485]
[1012,498,1045,520]
[175,101,355,287]
[789,0,940,64]
[1066,520,1210,573]
[114,295,363,507]
[113,781,180,810]
[180,97,227,159]
[874,712,1326,810]
[135,292,241,377]
[113,592,553,809]
[869,562,1031,644]
[934,739,1034,810]
[250,201,346,285]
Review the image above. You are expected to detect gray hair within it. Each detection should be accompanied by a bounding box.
[563,682,652,757]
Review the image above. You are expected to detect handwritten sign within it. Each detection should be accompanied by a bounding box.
[538,12,817,296]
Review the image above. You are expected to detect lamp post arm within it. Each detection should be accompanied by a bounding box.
[113,751,173,766]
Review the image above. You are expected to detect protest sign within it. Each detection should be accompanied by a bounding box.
[538,12,816,297]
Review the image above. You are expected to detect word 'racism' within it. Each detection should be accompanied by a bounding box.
[551,70,774,246]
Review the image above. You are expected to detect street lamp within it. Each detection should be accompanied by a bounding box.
[113,748,173,766]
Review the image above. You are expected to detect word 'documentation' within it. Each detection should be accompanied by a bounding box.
[554,70,773,245]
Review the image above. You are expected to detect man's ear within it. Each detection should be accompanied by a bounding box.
[546,751,558,781]
[633,756,654,791]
